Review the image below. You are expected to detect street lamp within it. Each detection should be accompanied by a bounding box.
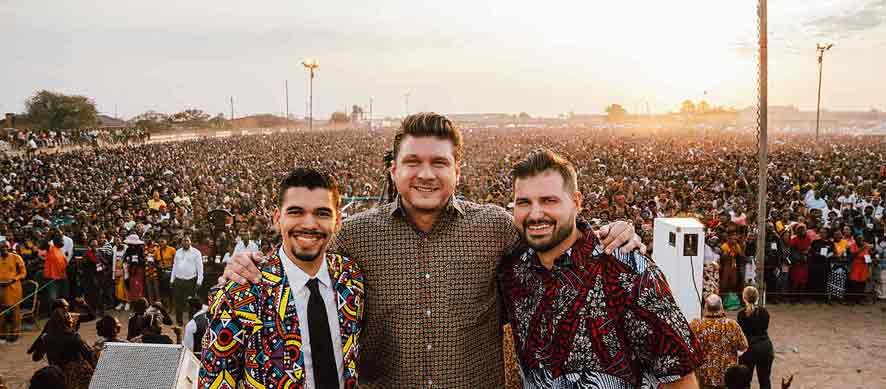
[302,58,319,130]
[368,97,374,131]
[815,43,833,142]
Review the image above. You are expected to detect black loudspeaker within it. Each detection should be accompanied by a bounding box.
[89,343,200,389]
[683,233,699,257]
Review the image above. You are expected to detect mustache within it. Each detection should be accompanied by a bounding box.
[523,218,556,228]
[289,229,328,238]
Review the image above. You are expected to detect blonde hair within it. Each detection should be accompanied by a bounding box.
[742,286,759,316]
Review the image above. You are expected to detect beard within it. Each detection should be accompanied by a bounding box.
[523,217,575,253]
[287,230,329,262]
[293,248,323,262]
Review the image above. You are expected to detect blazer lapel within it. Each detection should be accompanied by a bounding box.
[327,254,363,382]
[261,252,306,385]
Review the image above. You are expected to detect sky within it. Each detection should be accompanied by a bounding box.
[1,0,884,119]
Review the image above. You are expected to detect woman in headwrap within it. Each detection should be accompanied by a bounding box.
[122,234,146,303]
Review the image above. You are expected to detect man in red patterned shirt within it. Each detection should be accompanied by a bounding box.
[499,149,702,388]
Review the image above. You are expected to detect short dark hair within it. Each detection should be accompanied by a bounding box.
[511,148,579,193]
[724,364,752,389]
[96,315,119,338]
[276,167,341,209]
[393,112,463,162]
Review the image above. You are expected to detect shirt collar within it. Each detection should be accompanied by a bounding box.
[386,195,465,218]
[278,246,332,291]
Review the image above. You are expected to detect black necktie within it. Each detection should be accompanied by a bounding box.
[306,278,339,389]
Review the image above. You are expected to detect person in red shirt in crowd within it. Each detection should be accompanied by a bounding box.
[788,224,813,297]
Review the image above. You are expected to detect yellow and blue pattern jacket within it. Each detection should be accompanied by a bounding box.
[199,250,364,388]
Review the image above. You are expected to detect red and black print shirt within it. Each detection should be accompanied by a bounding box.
[498,221,702,388]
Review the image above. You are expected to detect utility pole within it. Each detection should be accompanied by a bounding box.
[404,92,410,118]
[369,97,374,131]
[230,97,234,121]
[815,43,833,142]
[755,0,769,304]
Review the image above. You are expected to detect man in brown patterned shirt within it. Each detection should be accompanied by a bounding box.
[221,112,643,388]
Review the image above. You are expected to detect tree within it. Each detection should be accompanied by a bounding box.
[329,111,349,124]
[132,110,171,131]
[170,108,211,127]
[210,113,228,128]
[697,100,711,114]
[24,90,99,130]
[605,104,627,122]
[680,100,696,114]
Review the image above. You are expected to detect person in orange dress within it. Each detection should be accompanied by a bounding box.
[0,241,27,343]
[847,233,872,303]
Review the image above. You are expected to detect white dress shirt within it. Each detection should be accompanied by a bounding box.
[182,305,208,351]
[112,245,127,280]
[233,239,261,257]
[62,235,74,262]
[278,247,343,389]
[171,246,204,285]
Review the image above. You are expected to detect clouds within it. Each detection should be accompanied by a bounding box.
[805,0,886,38]
[0,1,883,116]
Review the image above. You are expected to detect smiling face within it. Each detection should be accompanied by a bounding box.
[391,135,459,215]
[274,187,341,263]
[513,171,582,253]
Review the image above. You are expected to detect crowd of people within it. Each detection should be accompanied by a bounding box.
[0,128,149,154]
[0,124,882,387]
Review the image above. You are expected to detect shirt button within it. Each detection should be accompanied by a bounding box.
[425,309,432,317]
[425,273,430,279]
[426,343,432,350]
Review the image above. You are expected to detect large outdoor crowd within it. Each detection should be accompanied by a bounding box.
[0,128,149,153]
[0,125,884,388]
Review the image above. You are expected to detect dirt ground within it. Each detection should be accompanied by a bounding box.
[1,303,884,389]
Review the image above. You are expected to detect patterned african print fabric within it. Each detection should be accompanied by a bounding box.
[198,250,364,389]
[828,263,848,299]
[498,221,703,389]
[689,312,748,387]
[331,197,521,388]
[702,263,720,300]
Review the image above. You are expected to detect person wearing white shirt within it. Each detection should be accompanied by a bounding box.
[804,189,828,212]
[58,231,74,263]
[837,192,857,209]
[279,246,344,389]
[170,236,203,325]
[182,296,208,355]
[231,232,261,258]
[112,240,129,311]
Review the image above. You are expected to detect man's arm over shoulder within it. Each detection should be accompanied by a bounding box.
[198,282,256,388]
[474,202,521,256]
[329,206,381,258]
[624,257,703,386]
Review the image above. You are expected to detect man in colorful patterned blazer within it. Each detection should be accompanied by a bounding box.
[199,168,364,389]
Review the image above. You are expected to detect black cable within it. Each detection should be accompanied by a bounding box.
[688,254,704,312]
